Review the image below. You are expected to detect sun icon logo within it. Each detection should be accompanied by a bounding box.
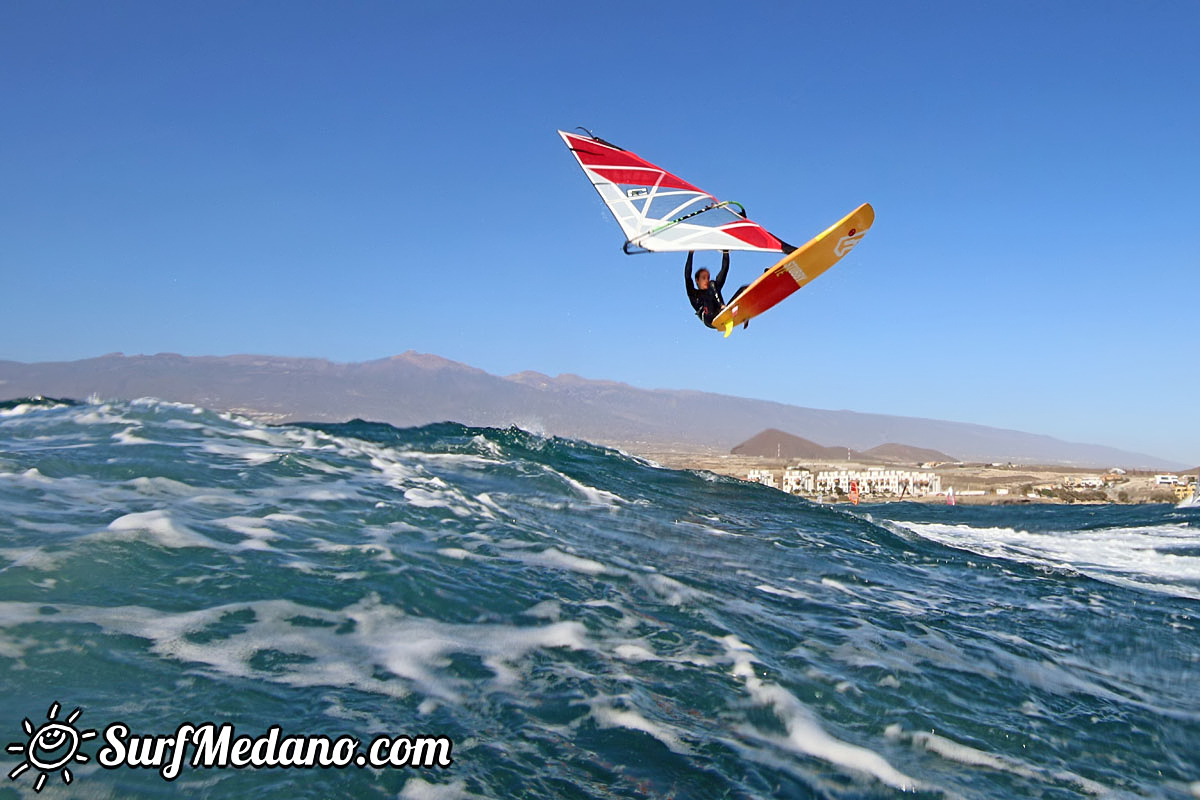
[6,702,97,792]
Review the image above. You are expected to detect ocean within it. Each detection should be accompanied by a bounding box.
[0,397,1196,799]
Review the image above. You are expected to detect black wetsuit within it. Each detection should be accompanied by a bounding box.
[684,251,729,328]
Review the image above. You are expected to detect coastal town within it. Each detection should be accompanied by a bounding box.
[632,427,1199,505]
[743,463,1199,504]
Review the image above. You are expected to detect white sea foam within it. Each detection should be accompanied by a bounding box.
[265,512,307,524]
[889,725,1108,795]
[913,729,1040,778]
[160,417,207,431]
[1,518,79,536]
[74,405,128,425]
[199,441,282,466]
[523,600,560,620]
[361,446,418,483]
[543,465,624,507]
[0,399,72,417]
[411,451,498,469]
[235,427,293,446]
[319,438,499,519]
[11,468,53,484]
[590,702,690,754]
[100,510,231,551]
[612,643,660,662]
[436,548,477,560]
[721,635,918,791]
[0,595,589,705]
[0,547,62,573]
[278,427,334,451]
[130,397,200,413]
[694,523,742,537]
[474,492,507,516]
[883,598,927,615]
[112,426,154,445]
[248,482,361,504]
[756,583,813,601]
[128,476,199,496]
[895,520,1200,599]
[183,493,257,508]
[635,573,702,606]
[519,547,608,575]
[818,577,864,598]
[469,434,503,457]
[301,487,361,501]
[399,777,483,800]
[0,633,30,659]
[404,487,472,517]
[307,539,394,563]
[215,516,283,546]
[298,456,354,476]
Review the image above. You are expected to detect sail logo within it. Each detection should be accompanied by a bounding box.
[834,228,865,257]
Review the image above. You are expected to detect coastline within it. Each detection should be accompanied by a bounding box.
[622,445,1192,506]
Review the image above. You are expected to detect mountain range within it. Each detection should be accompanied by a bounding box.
[0,351,1183,469]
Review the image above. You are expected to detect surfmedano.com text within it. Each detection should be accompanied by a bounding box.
[98,722,453,780]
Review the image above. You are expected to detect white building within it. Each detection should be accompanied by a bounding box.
[782,467,814,494]
[1155,474,1180,486]
[814,467,941,498]
[747,469,778,489]
[1066,475,1104,489]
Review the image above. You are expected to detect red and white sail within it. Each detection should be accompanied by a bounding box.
[558,130,785,254]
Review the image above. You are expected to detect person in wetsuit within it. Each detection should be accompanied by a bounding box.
[684,207,796,329]
[684,250,730,328]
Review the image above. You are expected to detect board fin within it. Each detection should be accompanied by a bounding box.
[723,320,733,338]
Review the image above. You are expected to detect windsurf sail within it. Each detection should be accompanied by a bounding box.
[1179,481,1200,509]
[559,130,786,255]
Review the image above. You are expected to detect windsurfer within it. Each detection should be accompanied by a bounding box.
[685,251,753,329]
[685,251,729,328]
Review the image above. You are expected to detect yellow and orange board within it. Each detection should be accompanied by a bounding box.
[710,203,874,337]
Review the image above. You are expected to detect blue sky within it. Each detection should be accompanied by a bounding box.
[2,1,1197,464]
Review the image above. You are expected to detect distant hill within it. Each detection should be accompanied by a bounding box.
[731,434,955,465]
[731,429,859,460]
[0,352,1185,469]
[861,443,957,464]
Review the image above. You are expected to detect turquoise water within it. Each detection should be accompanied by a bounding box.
[0,397,1197,798]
